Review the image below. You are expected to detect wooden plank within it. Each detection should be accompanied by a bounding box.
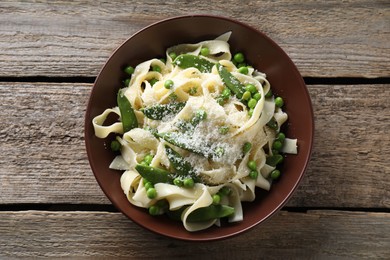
[0,82,109,204]
[0,82,389,207]
[0,210,388,258]
[0,0,388,78]
[289,84,390,207]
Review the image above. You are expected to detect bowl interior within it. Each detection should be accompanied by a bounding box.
[85,15,314,241]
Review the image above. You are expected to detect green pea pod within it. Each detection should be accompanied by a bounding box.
[187,204,235,222]
[266,154,284,167]
[135,164,174,184]
[216,63,246,99]
[165,146,199,181]
[157,132,223,159]
[141,102,186,120]
[117,89,138,132]
[174,54,215,73]
[166,206,187,221]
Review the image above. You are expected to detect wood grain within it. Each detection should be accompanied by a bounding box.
[0,0,388,78]
[0,210,388,258]
[0,82,389,207]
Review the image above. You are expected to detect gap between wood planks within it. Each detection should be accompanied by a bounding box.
[0,204,389,213]
[0,77,389,85]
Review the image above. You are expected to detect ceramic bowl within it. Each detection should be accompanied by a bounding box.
[85,15,314,241]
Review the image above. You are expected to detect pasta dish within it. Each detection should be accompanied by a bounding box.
[92,33,297,231]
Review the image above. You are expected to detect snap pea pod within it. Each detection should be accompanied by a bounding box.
[117,89,138,132]
[165,206,186,221]
[165,204,235,222]
[174,119,194,132]
[157,132,223,159]
[266,154,284,167]
[187,204,235,222]
[141,102,186,120]
[135,164,174,184]
[216,63,246,99]
[165,146,198,181]
[174,54,215,73]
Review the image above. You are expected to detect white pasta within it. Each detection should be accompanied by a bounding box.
[92,33,298,232]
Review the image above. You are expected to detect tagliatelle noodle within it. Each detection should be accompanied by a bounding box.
[92,107,123,138]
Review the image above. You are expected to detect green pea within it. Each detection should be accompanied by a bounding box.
[200,47,210,56]
[144,181,153,190]
[123,78,130,87]
[242,90,251,101]
[183,178,194,188]
[267,117,278,130]
[191,109,207,126]
[189,86,197,95]
[248,98,257,109]
[245,84,257,94]
[247,160,257,170]
[238,66,249,75]
[173,177,183,187]
[249,170,258,179]
[237,62,247,68]
[152,65,161,73]
[233,52,245,63]
[195,109,207,121]
[149,78,158,86]
[110,140,121,152]
[265,89,273,98]
[164,79,174,89]
[253,92,261,101]
[276,132,286,142]
[169,52,177,60]
[146,187,157,199]
[144,154,153,165]
[275,97,284,107]
[212,194,221,204]
[273,140,283,151]
[243,142,252,154]
[219,186,231,196]
[222,88,232,99]
[248,108,254,117]
[169,92,178,101]
[124,65,135,75]
[219,126,229,135]
[270,169,281,180]
[148,205,160,215]
[215,147,225,157]
[217,97,225,106]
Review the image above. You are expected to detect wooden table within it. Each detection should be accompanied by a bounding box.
[1,1,389,258]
